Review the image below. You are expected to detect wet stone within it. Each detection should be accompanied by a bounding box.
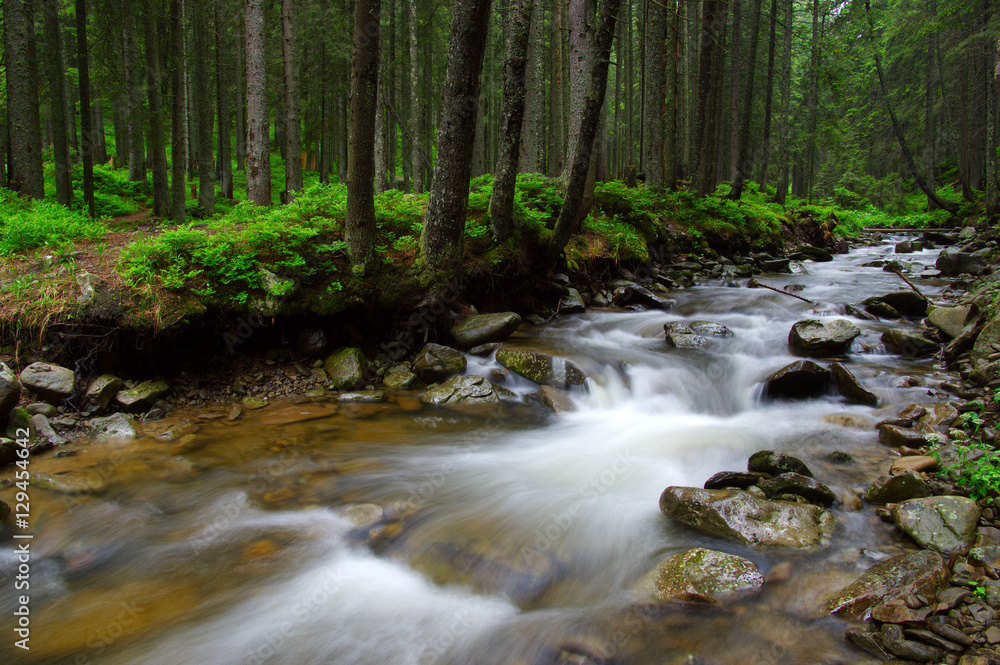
[757,473,836,507]
[748,450,814,477]
[866,472,931,504]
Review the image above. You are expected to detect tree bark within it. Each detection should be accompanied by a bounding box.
[194,0,215,214]
[170,0,187,220]
[44,0,70,204]
[774,0,793,205]
[490,0,533,239]
[692,0,718,196]
[235,16,246,171]
[727,0,762,200]
[758,0,778,190]
[77,0,94,216]
[924,1,937,211]
[726,0,742,182]
[125,10,146,182]
[664,0,678,189]
[374,76,390,193]
[146,13,169,217]
[550,0,622,257]
[548,0,565,176]
[419,0,494,274]
[282,0,302,201]
[643,0,665,191]
[4,0,43,198]
[216,0,233,198]
[93,100,108,164]
[409,0,423,192]
[245,0,271,206]
[520,0,545,172]
[564,0,597,182]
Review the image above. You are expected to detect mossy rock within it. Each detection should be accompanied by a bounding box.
[635,547,764,604]
[324,347,367,389]
[495,346,586,387]
[450,312,522,348]
[115,379,171,413]
[413,343,467,383]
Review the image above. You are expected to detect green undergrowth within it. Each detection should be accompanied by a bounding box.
[0,189,108,255]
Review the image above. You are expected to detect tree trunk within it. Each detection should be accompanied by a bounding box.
[235,16,246,171]
[374,76,390,193]
[758,0,777,190]
[194,0,215,214]
[112,99,128,170]
[774,0,793,205]
[77,0,94,216]
[44,0,70,204]
[93,100,108,164]
[146,13,169,217]
[170,0,187,220]
[664,0,678,189]
[125,10,146,182]
[550,0,621,257]
[727,0,762,200]
[409,0,423,192]
[347,0,381,270]
[520,0,545,172]
[643,0,665,191]
[548,0,565,177]
[215,0,233,199]
[245,0,271,206]
[563,0,597,183]
[490,0,533,239]
[4,0,43,198]
[282,0,302,201]
[692,0,718,196]
[924,1,937,211]
[419,0,494,274]
[726,0,742,182]
[986,0,998,219]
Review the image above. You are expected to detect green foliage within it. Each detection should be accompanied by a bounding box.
[0,190,108,255]
[938,442,1000,500]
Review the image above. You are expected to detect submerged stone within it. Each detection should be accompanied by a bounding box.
[495,346,586,387]
[635,547,764,604]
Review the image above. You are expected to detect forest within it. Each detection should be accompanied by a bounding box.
[0,0,997,295]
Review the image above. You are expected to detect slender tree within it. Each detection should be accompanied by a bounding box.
[44,0,71,204]
[490,0,533,239]
[419,0,494,273]
[758,0,778,191]
[4,0,44,198]
[282,0,303,201]
[170,0,187,221]
[727,0,762,200]
[774,0,793,205]
[643,0,665,191]
[346,0,381,270]
[146,12,169,217]
[194,0,215,214]
[78,0,96,216]
[245,0,271,205]
[125,8,146,183]
[216,0,234,198]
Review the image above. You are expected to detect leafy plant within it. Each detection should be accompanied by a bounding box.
[937,443,1000,500]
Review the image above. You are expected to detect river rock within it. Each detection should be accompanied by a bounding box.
[636,547,764,604]
[659,486,835,548]
[5,408,34,440]
[0,362,20,421]
[928,306,971,340]
[84,374,123,413]
[30,471,104,495]
[535,385,576,413]
[450,312,522,348]
[895,240,922,254]
[324,347,367,389]
[383,367,420,390]
[879,290,930,317]
[0,498,9,529]
[88,412,137,440]
[689,321,733,338]
[664,322,709,349]
[865,471,931,504]
[421,374,514,406]
[936,250,985,276]
[560,288,587,314]
[761,360,832,400]
[761,258,791,273]
[413,343,467,383]
[788,319,860,357]
[790,245,834,262]
[891,496,981,555]
[31,414,66,446]
[757,472,836,507]
[917,402,959,430]
[19,362,75,403]
[748,450,814,477]
[830,362,879,407]
[296,326,328,355]
[822,550,950,619]
[495,346,586,387]
[612,283,673,310]
[881,329,939,357]
[890,455,937,475]
[972,315,1000,363]
[862,298,901,319]
[704,471,769,490]
[115,379,170,413]
[878,423,926,448]
[0,439,17,466]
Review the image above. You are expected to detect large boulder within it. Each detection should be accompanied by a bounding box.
[324,347,367,389]
[936,250,985,276]
[664,321,733,349]
[450,312,522,348]
[761,360,832,400]
[495,346,586,387]
[659,486,835,548]
[421,375,514,406]
[83,374,123,413]
[534,385,576,413]
[19,362,75,403]
[972,315,1000,363]
[927,305,971,340]
[879,291,930,317]
[830,362,878,407]
[412,343,467,383]
[822,551,950,619]
[891,496,981,555]
[788,319,860,357]
[877,423,927,448]
[87,412,138,440]
[0,362,21,421]
[560,288,587,315]
[895,240,921,254]
[611,283,674,310]
[115,379,170,413]
[862,298,901,319]
[790,245,834,262]
[635,547,764,604]
[757,472,836,507]
[747,450,814,477]
[881,329,939,357]
[865,471,931,504]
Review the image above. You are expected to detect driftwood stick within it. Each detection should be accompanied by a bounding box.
[747,278,814,304]
[890,268,935,306]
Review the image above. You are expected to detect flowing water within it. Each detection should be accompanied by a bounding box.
[1,238,958,665]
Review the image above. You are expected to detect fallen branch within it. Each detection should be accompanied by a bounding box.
[747,278,814,304]
[890,268,936,307]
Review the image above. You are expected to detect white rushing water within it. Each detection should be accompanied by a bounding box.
[3,237,957,665]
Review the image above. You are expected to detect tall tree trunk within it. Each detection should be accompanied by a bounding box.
[400,0,411,190]
[282,0,302,201]
[758,0,778,190]
[692,0,718,195]
[93,101,108,164]
[112,99,128,170]
[346,0,381,270]
[726,0,742,182]
[550,0,621,257]
[146,13,169,217]
[548,0,565,176]
[216,0,233,198]
[171,0,187,220]
[520,0,545,172]
[924,0,937,211]
[44,0,70,204]
[664,0,678,189]
[643,0,665,191]
[245,0,271,205]
[419,0,494,273]
[986,0,998,219]
[319,40,330,184]
[194,0,215,214]
[774,0,793,205]
[235,16,246,171]
[490,0,533,239]
[727,0,762,200]
[77,0,94,216]
[125,10,146,182]
[563,0,597,182]
[804,0,820,201]
[409,0,422,192]
[4,0,43,197]
[374,77,390,193]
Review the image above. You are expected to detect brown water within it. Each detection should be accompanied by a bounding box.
[1,238,957,665]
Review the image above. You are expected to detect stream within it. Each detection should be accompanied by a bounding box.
[1,237,957,665]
